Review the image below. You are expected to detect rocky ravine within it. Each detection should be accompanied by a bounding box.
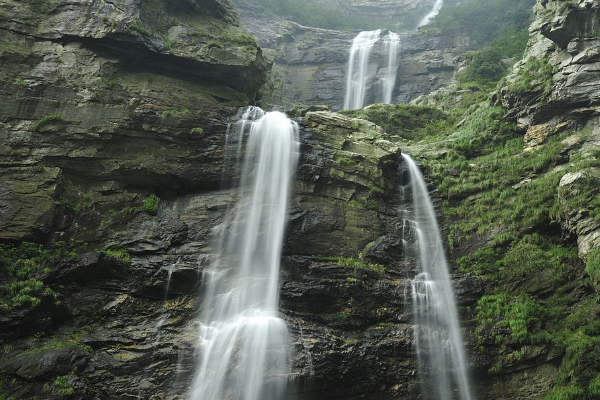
[0,1,474,397]
[1,77,462,399]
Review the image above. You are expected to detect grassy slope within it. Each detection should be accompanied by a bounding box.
[348,43,600,400]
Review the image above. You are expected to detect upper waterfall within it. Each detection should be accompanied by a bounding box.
[417,0,444,27]
[400,153,474,400]
[343,30,401,110]
[189,107,300,400]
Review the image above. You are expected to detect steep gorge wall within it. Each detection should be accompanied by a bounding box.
[2,0,600,399]
[0,0,432,395]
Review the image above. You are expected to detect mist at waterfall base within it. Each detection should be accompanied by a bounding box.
[189,107,299,400]
[400,154,474,400]
[343,30,400,110]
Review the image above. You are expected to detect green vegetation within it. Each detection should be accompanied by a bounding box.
[101,249,131,266]
[505,56,557,99]
[342,103,455,141]
[0,372,19,399]
[589,373,600,397]
[543,386,586,400]
[143,194,159,215]
[345,32,600,394]
[336,257,385,273]
[191,127,204,134]
[101,76,122,90]
[55,185,96,215]
[162,33,173,51]
[336,156,356,166]
[422,102,569,247]
[370,185,384,194]
[32,113,64,131]
[128,22,151,36]
[555,166,600,225]
[161,108,189,118]
[458,29,529,88]
[23,334,93,356]
[423,0,535,44]
[101,194,160,226]
[0,241,79,312]
[54,375,74,396]
[586,249,600,287]
[348,199,378,211]
[475,293,550,346]
[314,255,385,274]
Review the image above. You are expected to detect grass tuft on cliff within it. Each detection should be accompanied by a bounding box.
[0,241,79,312]
[341,103,455,142]
[353,44,600,395]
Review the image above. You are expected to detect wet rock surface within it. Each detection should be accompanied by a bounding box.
[0,87,442,399]
[4,0,600,399]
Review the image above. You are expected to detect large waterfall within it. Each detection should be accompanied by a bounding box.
[189,107,299,400]
[400,153,473,400]
[343,30,401,110]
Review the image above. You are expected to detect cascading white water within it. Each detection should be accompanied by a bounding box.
[382,32,400,105]
[344,29,381,110]
[400,153,473,400]
[189,107,299,400]
[417,0,444,28]
[343,30,400,110]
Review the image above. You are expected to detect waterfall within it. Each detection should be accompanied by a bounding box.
[343,30,400,110]
[400,153,473,400]
[343,29,381,110]
[189,107,300,400]
[417,0,444,28]
[383,32,400,105]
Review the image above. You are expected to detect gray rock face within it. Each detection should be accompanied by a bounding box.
[236,2,476,110]
[0,100,461,399]
[500,0,600,267]
[0,0,271,240]
[558,168,600,259]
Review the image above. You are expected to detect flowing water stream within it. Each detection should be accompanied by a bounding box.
[343,30,401,110]
[189,108,299,400]
[400,153,473,400]
[417,0,444,27]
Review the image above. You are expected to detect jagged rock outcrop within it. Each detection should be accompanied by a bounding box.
[0,0,269,241]
[500,0,600,263]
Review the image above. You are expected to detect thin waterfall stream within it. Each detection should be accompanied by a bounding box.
[189,107,299,400]
[400,153,474,400]
[417,0,444,28]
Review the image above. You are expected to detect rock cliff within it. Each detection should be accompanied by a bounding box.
[2,0,600,399]
[236,0,475,110]
[406,0,600,398]
[500,0,600,266]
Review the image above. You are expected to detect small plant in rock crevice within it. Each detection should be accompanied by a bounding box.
[101,249,131,266]
[32,114,64,131]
